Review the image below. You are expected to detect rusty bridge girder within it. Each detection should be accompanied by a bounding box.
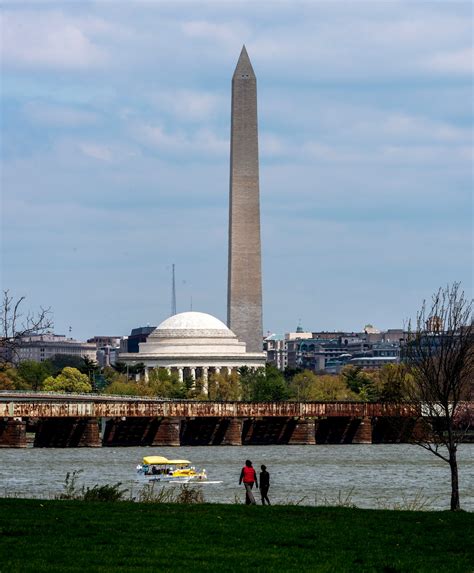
[0,394,418,419]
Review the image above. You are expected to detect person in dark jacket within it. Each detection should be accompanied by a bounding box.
[259,465,270,505]
[239,460,258,505]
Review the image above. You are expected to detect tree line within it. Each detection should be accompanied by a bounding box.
[0,355,414,403]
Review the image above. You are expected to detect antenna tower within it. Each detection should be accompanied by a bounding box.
[171,263,177,316]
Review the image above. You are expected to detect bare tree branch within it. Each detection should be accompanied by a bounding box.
[0,290,53,366]
[402,283,473,510]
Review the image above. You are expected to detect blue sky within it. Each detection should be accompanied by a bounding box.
[1,0,472,340]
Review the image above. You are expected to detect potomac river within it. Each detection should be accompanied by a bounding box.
[1,444,473,510]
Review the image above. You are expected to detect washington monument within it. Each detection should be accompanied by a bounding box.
[227,46,263,353]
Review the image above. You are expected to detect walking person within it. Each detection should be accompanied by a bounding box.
[260,465,271,505]
[239,460,258,505]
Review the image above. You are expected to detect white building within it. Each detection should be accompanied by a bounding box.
[263,334,287,370]
[118,311,266,391]
[15,334,97,364]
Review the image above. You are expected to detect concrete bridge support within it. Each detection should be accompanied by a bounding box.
[0,419,27,448]
[288,418,316,445]
[352,417,373,444]
[78,419,101,447]
[221,418,243,445]
[152,417,181,447]
[410,417,432,442]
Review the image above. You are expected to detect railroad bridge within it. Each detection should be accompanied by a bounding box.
[0,393,422,447]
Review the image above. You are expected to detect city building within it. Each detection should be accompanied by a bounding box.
[87,336,122,348]
[263,334,287,370]
[14,334,97,364]
[120,326,156,354]
[264,327,406,373]
[87,336,123,367]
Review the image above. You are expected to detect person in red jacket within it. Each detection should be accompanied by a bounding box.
[239,459,259,505]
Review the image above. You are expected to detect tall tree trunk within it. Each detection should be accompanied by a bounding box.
[449,451,460,511]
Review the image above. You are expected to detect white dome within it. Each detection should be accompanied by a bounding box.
[121,310,265,362]
[156,312,230,332]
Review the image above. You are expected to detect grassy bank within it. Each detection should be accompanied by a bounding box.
[0,499,472,572]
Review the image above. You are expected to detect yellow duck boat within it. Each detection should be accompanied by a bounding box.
[136,456,207,482]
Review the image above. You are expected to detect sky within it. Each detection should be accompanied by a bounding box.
[1,0,472,340]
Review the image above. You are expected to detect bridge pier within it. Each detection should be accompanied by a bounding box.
[412,417,431,442]
[221,418,243,445]
[352,417,373,444]
[288,418,316,445]
[78,419,101,447]
[0,419,27,448]
[152,417,181,446]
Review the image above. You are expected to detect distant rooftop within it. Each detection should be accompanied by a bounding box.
[130,326,156,336]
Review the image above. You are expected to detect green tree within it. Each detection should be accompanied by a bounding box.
[17,360,53,391]
[104,378,146,396]
[43,367,92,393]
[372,364,412,403]
[186,377,208,400]
[238,366,257,400]
[81,356,99,380]
[0,371,15,390]
[113,362,128,374]
[308,375,357,401]
[289,370,358,401]
[283,367,303,382]
[289,370,317,400]
[240,364,289,401]
[102,366,119,384]
[148,368,185,399]
[207,371,241,401]
[48,354,86,375]
[341,366,379,401]
[0,365,31,390]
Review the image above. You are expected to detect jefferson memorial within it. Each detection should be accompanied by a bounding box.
[118,312,265,389]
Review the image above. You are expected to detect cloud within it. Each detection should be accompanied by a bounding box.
[1,10,109,69]
[148,89,225,122]
[259,133,289,158]
[23,102,99,126]
[2,1,472,338]
[78,142,112,162]
[181,20,243,46]
[424,47,474,75]
[132,123,228,156]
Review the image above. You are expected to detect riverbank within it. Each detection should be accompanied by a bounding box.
[0,499,472,572]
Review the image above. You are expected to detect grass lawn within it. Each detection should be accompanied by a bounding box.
[0,499,472,572]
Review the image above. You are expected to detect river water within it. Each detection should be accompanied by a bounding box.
[1,445,472,510]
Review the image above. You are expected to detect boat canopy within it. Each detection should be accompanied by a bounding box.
[143,456,169,465]
[167,460,191,465]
